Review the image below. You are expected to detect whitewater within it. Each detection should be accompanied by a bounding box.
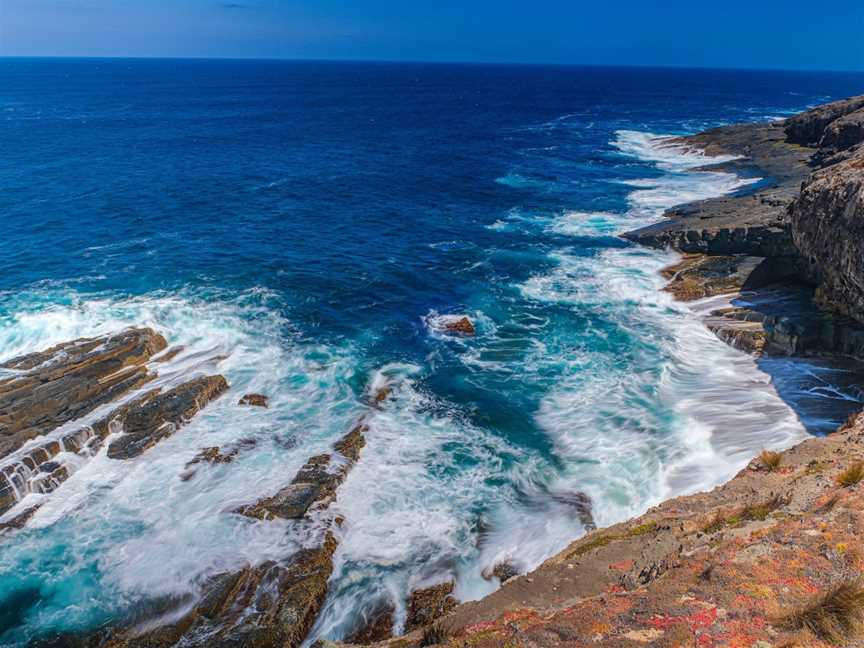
[3,60,864,645]
[0,129,820,645]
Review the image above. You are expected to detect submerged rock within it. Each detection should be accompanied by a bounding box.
[551,491,596,531]
[238,392,269,408]
[0,327,167,460]
[405,581,457,633]
[90,532,339,648]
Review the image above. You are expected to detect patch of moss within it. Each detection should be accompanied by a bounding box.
[567,533,616,558]
[627,521,658,537]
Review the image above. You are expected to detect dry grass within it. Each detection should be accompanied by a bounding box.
[759,449,783,472]
[837,462,864,488]
[777,581,864,644]
[702,496,785,534]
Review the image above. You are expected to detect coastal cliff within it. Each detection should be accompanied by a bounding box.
[3,96,864,648]
[326,97,864,647]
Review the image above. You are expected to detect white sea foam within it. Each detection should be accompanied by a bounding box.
[612,129,742,172]
[308,370,585,642]
[0,289,365,627]
[513,130,808,529]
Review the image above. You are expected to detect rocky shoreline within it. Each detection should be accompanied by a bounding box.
[2,95,864,647]
[323,96,864,646]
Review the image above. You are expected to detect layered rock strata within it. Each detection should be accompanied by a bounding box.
[0,329,227,518]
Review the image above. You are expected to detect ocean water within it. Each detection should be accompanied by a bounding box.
[1,59,864,644]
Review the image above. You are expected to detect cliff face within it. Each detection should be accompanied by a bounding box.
[789,102,864,322]
[784,95,864,148]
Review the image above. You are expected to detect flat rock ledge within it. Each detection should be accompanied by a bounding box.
[0,329,229,518]
[0,327,167,460]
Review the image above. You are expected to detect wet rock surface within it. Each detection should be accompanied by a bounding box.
[238,392,269,407]
[0,327,167,460]
[442,317,475,336]
[106,375,229,460]
[345,601,396,644]
[0,330,233,518]
[404,581,458,633]
[235,421,366,521]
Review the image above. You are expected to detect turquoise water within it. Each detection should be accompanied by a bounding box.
[1,60,864,644]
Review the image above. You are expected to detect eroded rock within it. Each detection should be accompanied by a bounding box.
[235,421,366,520]
[405,581,457,633]
[0,327,167,459]
[107,375,229,460]
[443,317,475,336]
[238,393,268,408]
[784,95,864,147]
[791,151,864,325]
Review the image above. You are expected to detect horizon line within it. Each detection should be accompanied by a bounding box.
[1,54,863,75]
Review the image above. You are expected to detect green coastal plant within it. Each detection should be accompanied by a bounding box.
[777,581,864,644]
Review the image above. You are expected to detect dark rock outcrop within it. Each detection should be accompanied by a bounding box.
[238,393,268,408]
[702,285,864,359]
[790,153,864,323]
[235,421,366,521]
[443,317,476,336]
[404,581,457,633]
[106,375,229,460]
[820,108,864,152]
[784,95,864,146]
[0,327,167,459]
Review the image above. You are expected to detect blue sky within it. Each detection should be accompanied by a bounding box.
[2,0,863,70]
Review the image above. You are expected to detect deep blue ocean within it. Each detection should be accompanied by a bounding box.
[2,59,864,644]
